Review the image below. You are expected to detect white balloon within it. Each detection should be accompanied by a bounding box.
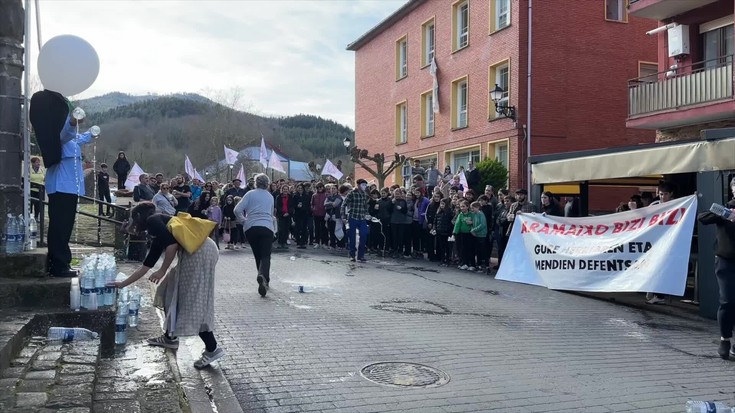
[37,35,100,97]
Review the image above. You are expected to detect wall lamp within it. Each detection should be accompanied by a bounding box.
[343,137,351,153]
[490,84,516,121]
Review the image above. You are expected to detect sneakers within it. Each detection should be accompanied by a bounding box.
[468,266,476,272]
[357,258,367,263]
[718,340,731,360]
[350,257,356,262]
[459,265,469,270]
[646,295,666,305]
[313,244,320,249]
[257,274,267,297]
[147,334,179,349]
[193,347,225,369]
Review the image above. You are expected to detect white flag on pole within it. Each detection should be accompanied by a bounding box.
[259,136,268,168]
[459,170,469,193]
[184,155,196,180]
[124,162,145,190]
[268,150,285,173]
[224,145,239,165]
[194,169,205,183]
[321,159,344,180]
[236,165,246,188]
[430,56,439,113]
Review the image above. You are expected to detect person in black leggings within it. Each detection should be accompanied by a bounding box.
[235,173,276,297]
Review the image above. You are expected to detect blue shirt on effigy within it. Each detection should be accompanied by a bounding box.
[45,116,93,196]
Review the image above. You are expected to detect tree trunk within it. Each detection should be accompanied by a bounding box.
[0,0,25,231]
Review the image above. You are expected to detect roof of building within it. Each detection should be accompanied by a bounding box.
[346,0,426,51]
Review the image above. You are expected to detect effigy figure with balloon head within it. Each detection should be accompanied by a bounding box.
[29,34,101,277]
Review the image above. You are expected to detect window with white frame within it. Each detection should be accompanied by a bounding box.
[605,0,626,22]
[396,102,408,144]
[495,142,508,169]
[422,20,435,66]
[495,64,509,118]
[453,1,469,51]
[496,0,510,30]
[420,90,435,137]
[456,80,468,128]
[396,36,408,79]
[451,149,480,175]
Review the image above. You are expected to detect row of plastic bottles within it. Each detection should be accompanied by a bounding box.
[73,253,119,310]
[115,285,141,345]
[686,400,735,412]
[2,214,38,254]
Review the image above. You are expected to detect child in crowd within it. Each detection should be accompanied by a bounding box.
[434,198,454,266]
[453,200,475,271]
[207,196,222,249]
[470,201,488,272]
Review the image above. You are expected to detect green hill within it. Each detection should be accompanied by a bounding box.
[78,94,354,180]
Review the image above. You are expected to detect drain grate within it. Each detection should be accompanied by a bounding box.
[360,362,450,388]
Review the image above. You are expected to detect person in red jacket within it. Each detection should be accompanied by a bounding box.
[311,182,329,248]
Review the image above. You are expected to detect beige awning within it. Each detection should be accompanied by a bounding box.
[532,137,735,184]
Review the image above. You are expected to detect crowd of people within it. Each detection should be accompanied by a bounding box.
[111,160,588,274]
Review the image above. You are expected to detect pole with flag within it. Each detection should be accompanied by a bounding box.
[268,150,285,174]
[224,145,239,165]
[259,135,268,169]
[236,165,246,188]
[184,155,196,181]
[124,162,145,190]
[321,159,343,180]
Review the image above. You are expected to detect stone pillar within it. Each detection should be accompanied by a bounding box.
[0,0,25,231]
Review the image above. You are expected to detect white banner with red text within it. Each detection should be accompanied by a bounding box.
[496,195,697,296]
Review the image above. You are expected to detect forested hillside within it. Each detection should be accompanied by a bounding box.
[78,94,354,178]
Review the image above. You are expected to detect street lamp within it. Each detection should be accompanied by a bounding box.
[490,84,517,121]
[343,137,351,153]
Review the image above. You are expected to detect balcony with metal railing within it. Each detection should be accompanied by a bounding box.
[627,56,734,129]
[628,0,719,20]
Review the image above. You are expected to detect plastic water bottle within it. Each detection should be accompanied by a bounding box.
[47,327,98,342]
[3,214,18,254]
[87,288,98,311]
[128,288,140,328]
[16,214,25,251]
[28,217,38,250]
[94,264,106,308]
[686,401,730,413]
[115,302,128,345]
[70,278,80,311]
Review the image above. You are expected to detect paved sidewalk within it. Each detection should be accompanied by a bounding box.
[210,247,735,412]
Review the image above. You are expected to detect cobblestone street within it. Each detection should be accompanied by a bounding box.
[211,248,735,412]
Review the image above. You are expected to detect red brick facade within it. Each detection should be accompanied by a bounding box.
[349,0,657,192]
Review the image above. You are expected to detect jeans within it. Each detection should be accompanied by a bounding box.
[716,256,735,339]
[347,218,369,259]
[245,226,274,283]
[277,216,291,246]
[295,215,308,246]
[98,188,112,215]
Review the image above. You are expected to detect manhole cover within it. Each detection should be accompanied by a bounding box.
[360,362,450,388]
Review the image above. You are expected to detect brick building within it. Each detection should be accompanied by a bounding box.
[626,0,734,141]
[347,0,657,199]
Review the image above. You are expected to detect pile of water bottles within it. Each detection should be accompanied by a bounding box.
[1,213,38,254]
[52,253,141,346]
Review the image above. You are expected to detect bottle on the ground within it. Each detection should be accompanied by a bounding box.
[70,277,81,311]
[686,400,730,413]
[115,301,128,345]
[128,288,140,328]
[28,217,38,250]
[47,327,98,342]
[16,214,25,251]
[2,214,19,254]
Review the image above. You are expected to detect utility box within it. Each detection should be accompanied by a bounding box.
[667,25,690,57]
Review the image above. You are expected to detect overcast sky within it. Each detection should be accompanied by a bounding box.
[29,0,407,128]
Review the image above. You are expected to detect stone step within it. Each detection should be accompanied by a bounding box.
[0,335,100,412]
[0,277,70,310]
[0,249,49,279]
